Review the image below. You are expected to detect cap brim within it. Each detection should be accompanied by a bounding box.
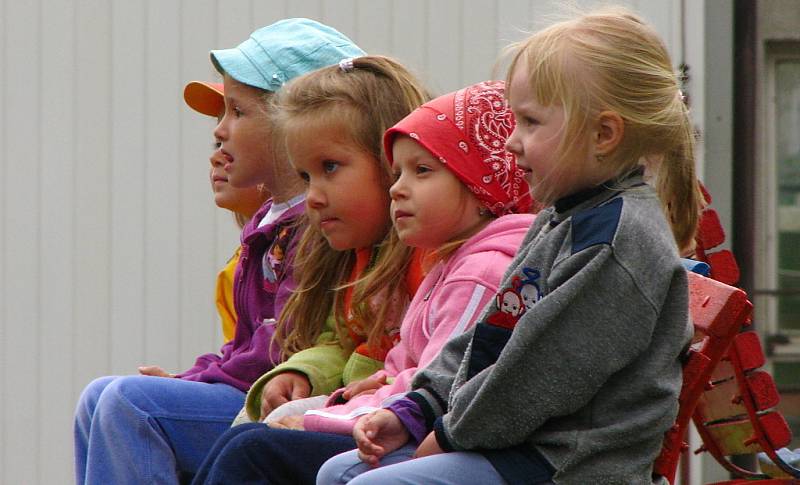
[183,81,225,117]
[211,47,277,92]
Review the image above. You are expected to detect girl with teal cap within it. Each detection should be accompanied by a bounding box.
[73,19,365,485]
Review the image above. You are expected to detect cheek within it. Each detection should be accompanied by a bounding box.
[359,188,391,230]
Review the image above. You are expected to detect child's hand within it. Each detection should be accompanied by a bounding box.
[260,371,311,418]
[413,431,444,458]
[266,414,305,430]
[137,366,175,378]
[342,374,388,400]
[353,409,409,467]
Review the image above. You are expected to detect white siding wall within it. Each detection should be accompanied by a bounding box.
[0,1,709,483]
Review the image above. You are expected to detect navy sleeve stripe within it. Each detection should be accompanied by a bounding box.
[571,196,623,253]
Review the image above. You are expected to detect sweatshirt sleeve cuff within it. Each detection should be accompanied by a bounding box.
[386,397,428,444]
[433,416,457,452]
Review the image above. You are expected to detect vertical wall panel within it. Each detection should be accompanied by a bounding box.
[390,1,427,88]
[497,0,532,53]
[216,0,253,52]
[285,0,323,21]
[427,0,463,93]
[0,0,7,479]
[109,0,147,374]
[461,0,499,86]
[144,0,182,368]
[321,0,357,48]
[252,0,289,30]
[39,0,77,480]
[3,1,41,482]
[179,0,226,368]
[356,0,393,55]
[72,0,112,394]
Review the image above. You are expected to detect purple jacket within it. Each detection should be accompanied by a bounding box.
[177,199,305,391]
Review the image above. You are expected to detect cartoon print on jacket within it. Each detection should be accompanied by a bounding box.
[485,267,542,329]
[518,268,542,311]
[262,226,293,292]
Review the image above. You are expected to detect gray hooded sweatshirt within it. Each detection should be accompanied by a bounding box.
[406,172,692,484]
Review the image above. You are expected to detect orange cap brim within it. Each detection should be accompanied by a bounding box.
[183,81,224,117]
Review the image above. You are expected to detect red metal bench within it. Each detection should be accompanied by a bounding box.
[696,326,800,484]
[652,181,800,483]
[653,271,753,483]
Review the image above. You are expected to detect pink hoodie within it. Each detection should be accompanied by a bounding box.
[302,213,534,434]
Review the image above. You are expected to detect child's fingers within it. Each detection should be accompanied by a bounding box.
[290,384,310,401]
[268,394,289,410]
[138,366,172,378]
[356,438,384,461]
[357,449,381,467]
[261,393,288,417]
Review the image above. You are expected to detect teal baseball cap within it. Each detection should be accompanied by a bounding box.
[210,18,365,92]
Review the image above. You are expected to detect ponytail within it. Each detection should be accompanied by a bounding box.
[655,97,704,254]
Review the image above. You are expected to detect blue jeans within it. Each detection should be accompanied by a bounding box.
[74,375,245,485]
[317,446,508,485]
[192,422,357,485]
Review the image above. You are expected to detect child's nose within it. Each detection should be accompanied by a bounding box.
[505,128,521,155]
[306,183,326,209]
[388,176,406,200]
[213,117,228,141]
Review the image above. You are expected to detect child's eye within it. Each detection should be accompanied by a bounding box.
[297,171,310,183]
[391,170,401,181]
[233,106,244,117]
[522,116,538,126]
[416,164,432,175]
[322,160,339,174]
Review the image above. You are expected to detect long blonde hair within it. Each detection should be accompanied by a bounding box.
[505,8,702,253]
[272,56,431,356]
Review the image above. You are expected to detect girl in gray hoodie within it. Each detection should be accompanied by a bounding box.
[318,7,703,485]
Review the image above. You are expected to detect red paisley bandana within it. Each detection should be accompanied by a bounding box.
[384,80,532,215]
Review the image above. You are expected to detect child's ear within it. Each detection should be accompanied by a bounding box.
[593,110,624,156]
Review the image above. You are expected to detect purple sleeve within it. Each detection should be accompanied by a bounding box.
[386,397,429,444]
[175,343,229,378]
[174,213,302,390]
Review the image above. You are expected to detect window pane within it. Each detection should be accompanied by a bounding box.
[776,60,800,332]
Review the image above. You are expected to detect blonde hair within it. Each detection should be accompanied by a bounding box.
[272,56,431,356]
[505,8,702,253]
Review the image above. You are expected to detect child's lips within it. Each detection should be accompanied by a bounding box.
[517,164,532,175]
[393,210,412,222]
[319,217,339,231]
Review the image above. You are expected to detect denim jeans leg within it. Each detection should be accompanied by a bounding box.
[318,447,509,485]
[316,445,416,485]
[80,375,244,485]
[74,375,119,484]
